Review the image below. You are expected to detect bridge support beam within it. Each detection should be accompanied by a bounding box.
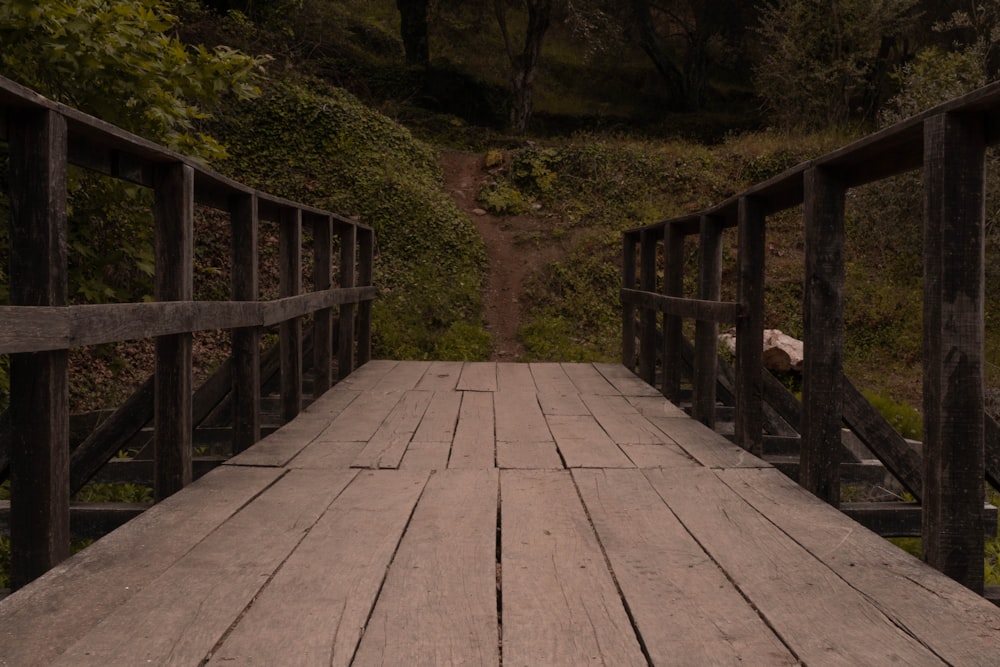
[7,109,70,589]
[279,208,303,421]
[922,111,986,594]
[735,197,765,456]
[692,216,723,427]
[800,166,845,507]
[154,163,194,501]
[231,193,260,453]
[662,225,685,402]
[338,223,357,380]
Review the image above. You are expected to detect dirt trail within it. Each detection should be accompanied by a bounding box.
[439,150,565,361]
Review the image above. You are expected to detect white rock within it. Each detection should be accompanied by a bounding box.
[719,329,804,372]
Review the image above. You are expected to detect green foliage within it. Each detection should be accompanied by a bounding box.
[212,79,488,359]
[73,482,154,504]
[519,313,611,362]
[0,0,268,162]
[862,391,922,440]
[434,321,492,361]
[478,181,531,215]
[754,0,918,127]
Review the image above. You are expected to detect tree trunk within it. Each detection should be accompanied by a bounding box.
[396,0,430,66]
[630,0,687,109]
[496,0,554,133]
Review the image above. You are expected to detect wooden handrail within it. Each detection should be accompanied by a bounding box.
[622,78,1000,594]
[0,74,376,589]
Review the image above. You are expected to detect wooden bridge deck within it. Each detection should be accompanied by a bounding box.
[2,360,1000,665]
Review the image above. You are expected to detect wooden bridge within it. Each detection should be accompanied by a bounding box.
[2,74,1000,663]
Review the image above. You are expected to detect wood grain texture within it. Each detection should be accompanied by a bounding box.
[414,360,464,390]
[53,469,357,666]
[312,213,333,396]
[449,391,495,468]
[354,469,498,666]
[356,226,374,364]
[620,443,696,468]
[352,390,433,468]
[532,363,589,416]
[231,192,260,453]
[638,228,658,384]
[279,207,303,422]
[621,231,637,369]
[625,395,689,419]
[494,391,550,444]
[311,390,401,444]
[720,468,1000,665]
[153,162,194,502]
[7,108,70,588]
[645,467,945,666]
[735,196,765,455]
[457,361,499,392]
[371,359,431,391]
[546,415,633,468]
[496,441,563,469]
[574,469,796,665]
[497,362,537,392]
[411,390,462,443]
[0,466,283,667]
[646,414,769,469]
[286,440,366,470]
[619,289,741,323]
[501,469,647,666]
[922,111,987,591]
[580,393,667,445]
[333,360,398,391]
[338,223,357,379]
[592,363,662,397]
[399,440,452,470]
[663,225,685,400]
[209,470,428,667]
[800,166,846,506]
[561,363,618,395]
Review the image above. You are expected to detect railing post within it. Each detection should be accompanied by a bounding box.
[638,228,658,385]
[357,226,374,365]
[338,223,357,379]
[8,109,70,589]
[153,162,194,501]
[663,224,684,401]
[621,231,637,370]
[922,111,986,593]
[313,214,333,397]
[735,197,765,456]
[279,208,303,421]
[800,166,845,507]
[231,193,260,453]
[692,215,722,427]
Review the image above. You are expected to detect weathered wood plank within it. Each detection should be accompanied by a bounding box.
[449,392,495,468]
[574,469,796,665]
[621,230,637,369]
[495,391,550,444]
[546,415,633,468]
[226,391,359,467]
[497,362,536,392]
[922,111,987,592]
[7,110,70,590]
[800,165,846,506]
[287,441,366,469]
[0,466,282,667]
[331,359,398,391]
[153,162,194,502]
[646,414,769,469]
[411,390,462,443]
[625,395,689,419]
[279,207,303,421]
[371,359,432,392]
[560,362,618,395]
[209,470,427,667]
[720,467,1000,664]
[399,440,452,470]
[638,228,658,384]
[231,192,260,453]
[532,363,589,416]
[52,469,356,666]
[645,467,946,665]
[592,362,662,397]
[312,389,398,444]
[580,393,668,445]
[496,441,564,469]
[457,361,499,392]
[663,224,685,399]
[501,469,646,665]
[620,443,696,468]
[338,223,357,379]
[354,469,498,666]
[356,226,374,364]
[312,213,333,397]
[414,360,464,390]
[351,391,433,469]
[735,196,766,455]
[620,289,742,324]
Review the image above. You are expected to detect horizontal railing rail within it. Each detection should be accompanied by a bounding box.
[623,79,1000,595]
[0,74,375,589]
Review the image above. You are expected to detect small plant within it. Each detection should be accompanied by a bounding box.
[863,391,922,440]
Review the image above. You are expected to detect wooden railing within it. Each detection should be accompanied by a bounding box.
[0,75,375,589]
[623,81,1000,594]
